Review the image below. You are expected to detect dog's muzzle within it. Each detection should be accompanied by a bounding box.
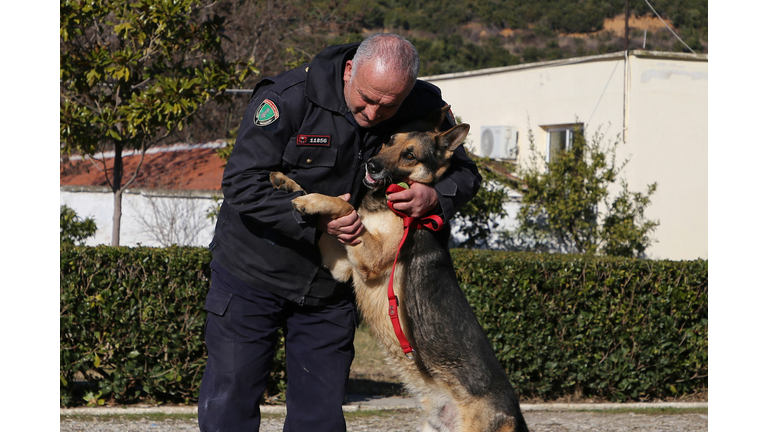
[363,159,386,189]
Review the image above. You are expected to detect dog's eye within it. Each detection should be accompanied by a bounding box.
[405,152,416,160]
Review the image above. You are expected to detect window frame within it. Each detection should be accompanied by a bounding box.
[544,123,583,163]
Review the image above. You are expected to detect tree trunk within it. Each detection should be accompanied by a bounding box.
[111,143,124,247]
[112,188,123,247]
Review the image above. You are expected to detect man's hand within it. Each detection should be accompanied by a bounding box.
[317,193,364,245]
[386,182,439,218]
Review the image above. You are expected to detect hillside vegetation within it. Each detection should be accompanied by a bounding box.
[170,0,707,143]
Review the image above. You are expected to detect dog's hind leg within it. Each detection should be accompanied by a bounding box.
[489,414,522,432]
[419,393,461,432]
[455,402,526,432]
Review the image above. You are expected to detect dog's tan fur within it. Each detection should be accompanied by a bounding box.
[270,106,527,432]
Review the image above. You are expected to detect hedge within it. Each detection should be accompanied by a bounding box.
[60,246,707,406]
[453,251,707,401]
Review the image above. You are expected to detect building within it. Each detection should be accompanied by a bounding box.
[425,50,708,260]
[60,141,227,247]
[61,51,707,259]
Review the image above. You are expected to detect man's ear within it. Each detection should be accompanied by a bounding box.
[343,60,354,83]
[437,123,470,153]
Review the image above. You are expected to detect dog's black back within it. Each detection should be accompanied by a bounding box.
[403,229,529,432]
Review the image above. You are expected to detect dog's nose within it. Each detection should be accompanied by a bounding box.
[366,159,383,175]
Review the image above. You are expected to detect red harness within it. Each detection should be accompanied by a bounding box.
[385,183,444,359]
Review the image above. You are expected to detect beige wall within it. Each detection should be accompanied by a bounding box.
[425,51,708,260]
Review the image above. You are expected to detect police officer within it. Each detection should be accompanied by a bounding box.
[198,33,481,432]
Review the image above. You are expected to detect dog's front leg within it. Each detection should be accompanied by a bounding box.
[291,194,355,220]
[290,193,356,282]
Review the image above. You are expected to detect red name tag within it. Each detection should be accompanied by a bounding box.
[297,135,331,146]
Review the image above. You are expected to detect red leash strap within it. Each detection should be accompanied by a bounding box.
[385,183,443,359]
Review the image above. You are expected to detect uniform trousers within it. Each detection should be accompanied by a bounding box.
[198,262,356,432]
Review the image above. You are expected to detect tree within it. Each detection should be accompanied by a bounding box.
[451,156,519,249]
[60,205,97,247]
[513,125,659,257]
[165,0,365,144]
[133,192,213,247]
[441,116,513,249]
[60,0,256,246]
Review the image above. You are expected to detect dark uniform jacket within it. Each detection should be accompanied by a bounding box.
[210,42,482,306]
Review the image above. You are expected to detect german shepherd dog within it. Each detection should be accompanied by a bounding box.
[270,106,528,432]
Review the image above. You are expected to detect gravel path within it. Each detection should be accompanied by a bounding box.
[60,409,708,431]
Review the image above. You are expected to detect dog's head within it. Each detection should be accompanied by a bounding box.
[363,105,470,190]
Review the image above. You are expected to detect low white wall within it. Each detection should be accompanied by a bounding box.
[60,186,220,247]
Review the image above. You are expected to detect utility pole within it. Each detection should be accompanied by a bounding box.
[625,0,629,51]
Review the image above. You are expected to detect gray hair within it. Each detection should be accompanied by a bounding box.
[350,33,420,84]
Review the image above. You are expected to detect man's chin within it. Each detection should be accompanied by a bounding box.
[354,115,379,128]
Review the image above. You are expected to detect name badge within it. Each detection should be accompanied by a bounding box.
[297,134,331,146]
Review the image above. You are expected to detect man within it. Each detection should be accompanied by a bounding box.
[198,33,481,432]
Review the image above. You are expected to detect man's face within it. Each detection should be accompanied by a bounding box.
[343,59,413,128]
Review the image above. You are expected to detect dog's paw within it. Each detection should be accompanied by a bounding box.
[270,172,300,192]
[291,195,310,214]
[291,195,315,215]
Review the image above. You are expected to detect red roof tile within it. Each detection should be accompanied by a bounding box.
[60,142,228,191]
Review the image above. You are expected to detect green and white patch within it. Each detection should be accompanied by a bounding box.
[254,99,280,126]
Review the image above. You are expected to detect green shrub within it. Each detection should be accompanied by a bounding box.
[60,205,96,247]
[59,246,286,407]
[61,246,707,406]
[452,250,708,401]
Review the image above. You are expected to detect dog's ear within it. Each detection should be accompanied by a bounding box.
[437,123,470,153]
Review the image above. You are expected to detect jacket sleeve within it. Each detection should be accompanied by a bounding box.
[220,84,318,244]
[433,144,482,222]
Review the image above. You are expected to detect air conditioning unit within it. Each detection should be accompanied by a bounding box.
[479,126,518,160]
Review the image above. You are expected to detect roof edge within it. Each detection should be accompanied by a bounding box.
[61,185,221,198]
[630,49,708,61]
[62,140,229,162]
[421,50,707,82]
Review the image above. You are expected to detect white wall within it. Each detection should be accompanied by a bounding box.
[622,53,708,260]
[426,51,708,260]
[60,186,219,247]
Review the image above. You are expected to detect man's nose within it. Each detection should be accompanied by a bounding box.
[365,104,381,121]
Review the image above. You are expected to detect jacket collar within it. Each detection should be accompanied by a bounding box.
[305,43,359,115]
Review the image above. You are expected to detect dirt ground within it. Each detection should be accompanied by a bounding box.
[60,408,708,432]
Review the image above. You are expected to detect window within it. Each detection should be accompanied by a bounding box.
[545,124,583,163]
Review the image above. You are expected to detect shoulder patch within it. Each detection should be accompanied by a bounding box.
[254,99,280,127]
